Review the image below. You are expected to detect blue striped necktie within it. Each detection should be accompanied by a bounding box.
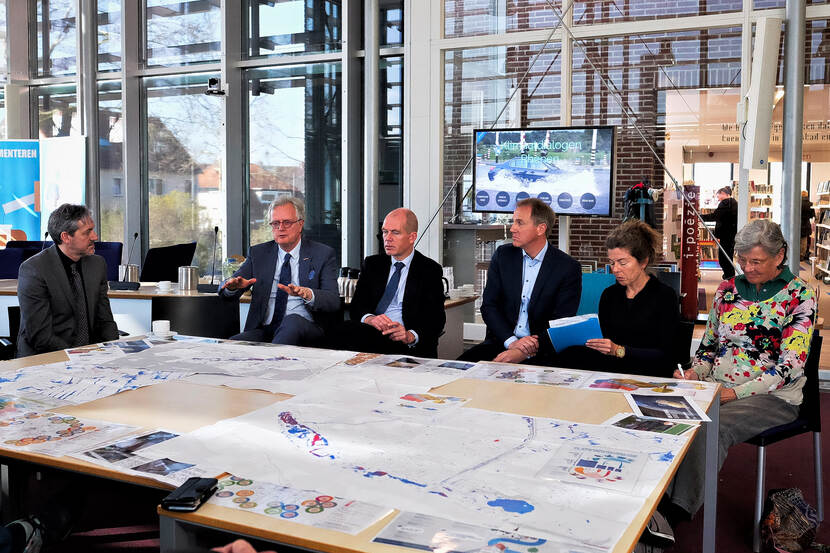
[375,261,404,315]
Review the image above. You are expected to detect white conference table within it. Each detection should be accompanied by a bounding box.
[0,343,721,553]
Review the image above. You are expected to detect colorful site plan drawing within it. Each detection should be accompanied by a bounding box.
[0,410,136,456]
[208,474,392,534]
[537,445,647,495]
[467,365,592,388]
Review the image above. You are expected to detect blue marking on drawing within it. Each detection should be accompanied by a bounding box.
[487,499,534,514]
[658,452,674,462]
[362,470,427,488]
[487,537,547,553]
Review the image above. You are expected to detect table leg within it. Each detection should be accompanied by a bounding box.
[159,514,198,553]
[702,391,720,553]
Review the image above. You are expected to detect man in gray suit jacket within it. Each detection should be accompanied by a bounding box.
[17,204,119,357]
[219,197,339,345]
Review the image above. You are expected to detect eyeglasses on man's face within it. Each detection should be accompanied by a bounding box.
[269,219,302,229]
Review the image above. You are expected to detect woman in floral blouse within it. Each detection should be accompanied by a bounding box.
[664,219,816,523]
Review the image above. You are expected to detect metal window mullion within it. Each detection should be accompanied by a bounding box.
[341,0,362,267]
[782,0,806,275]
[5,0,32,138]
[78,0,100,219]
[559,0,573,255]
[364,0,380,257]
[121,0,142,264]
[222,0,245,258]
[737,0,752,230]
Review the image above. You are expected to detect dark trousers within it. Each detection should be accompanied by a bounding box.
[556,345,672,378]
[230,314,323,346]
[458,340,552,365]
[329,320,419,356]
[718,237,735,279]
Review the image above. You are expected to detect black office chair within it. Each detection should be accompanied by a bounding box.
[93,241,124,281]
[151,296,240,339]
[5,240,53,249]
[139,242,197,282]
[0,249,27,279]
[746,332,823,552]
[7,306,20,358]
[674,319,695,370]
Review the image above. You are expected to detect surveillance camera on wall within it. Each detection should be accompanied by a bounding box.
[205,77,226,96]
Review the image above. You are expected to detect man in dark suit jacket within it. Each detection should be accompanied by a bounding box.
[700,186,738,279]
[220,197,339,345]
[17,204,119,357]
[334,208,446,358]
[459,198,581,364]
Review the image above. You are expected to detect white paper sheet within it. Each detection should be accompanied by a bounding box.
[0,410,137,456]
[140,388,683,549]
[374,511,606,553]
[209,475,393,534]
[466,364,593,388]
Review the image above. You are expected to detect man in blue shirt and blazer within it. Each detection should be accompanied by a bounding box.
[219,197,339,345]
[459,198,581,364]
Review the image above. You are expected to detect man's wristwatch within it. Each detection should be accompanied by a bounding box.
[614,345,626,358]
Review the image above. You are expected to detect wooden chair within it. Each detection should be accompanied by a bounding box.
[745,332,823,552]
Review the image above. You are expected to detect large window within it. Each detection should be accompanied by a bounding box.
[246,63,342,257]
[98,0,121,72]
[98,80,124,243]
[247,0,341,58]
[146,0,221,67]
[0,0,7,82]
[36,0,76,77]
[34,84,79,137]
[381,1,403,46]
[0,91,5,141]
[443,44,562,221]
[379,57,403,215]
[144,73,224,277]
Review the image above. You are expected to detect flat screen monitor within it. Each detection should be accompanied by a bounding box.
[472,126,615,216]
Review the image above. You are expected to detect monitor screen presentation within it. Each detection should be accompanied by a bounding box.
[472,126,615,216]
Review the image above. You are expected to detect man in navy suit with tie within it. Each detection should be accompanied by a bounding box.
[334,208,446,358]
[219,197,339,345]
[459,198,582,364]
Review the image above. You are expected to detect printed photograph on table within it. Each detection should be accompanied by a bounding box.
[386,357,422,368]
[625,393,710,421]
[84,430,179,462]
[604,413,696,436]
[397,393,469,412]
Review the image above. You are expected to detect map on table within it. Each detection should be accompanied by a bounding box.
[140,387,689,551]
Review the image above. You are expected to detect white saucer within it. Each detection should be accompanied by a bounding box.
[151,331,177,339]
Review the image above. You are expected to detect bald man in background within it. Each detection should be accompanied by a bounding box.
[332,208,446,358]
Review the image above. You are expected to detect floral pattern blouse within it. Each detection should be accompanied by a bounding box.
[691,276,816,405]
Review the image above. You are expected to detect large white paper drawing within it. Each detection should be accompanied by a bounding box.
[140,388,683,550]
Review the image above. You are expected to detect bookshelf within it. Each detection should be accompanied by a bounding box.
[815,181,830,278]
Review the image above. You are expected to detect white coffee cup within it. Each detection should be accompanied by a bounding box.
[157,280,172,292]
[152,320,171,334]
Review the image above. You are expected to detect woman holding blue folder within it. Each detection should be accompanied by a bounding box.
[557,220,679,377]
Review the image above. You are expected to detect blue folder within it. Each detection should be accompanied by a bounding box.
[547,314,603,352]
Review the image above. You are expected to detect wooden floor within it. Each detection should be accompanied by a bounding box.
[695,262,830,373]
